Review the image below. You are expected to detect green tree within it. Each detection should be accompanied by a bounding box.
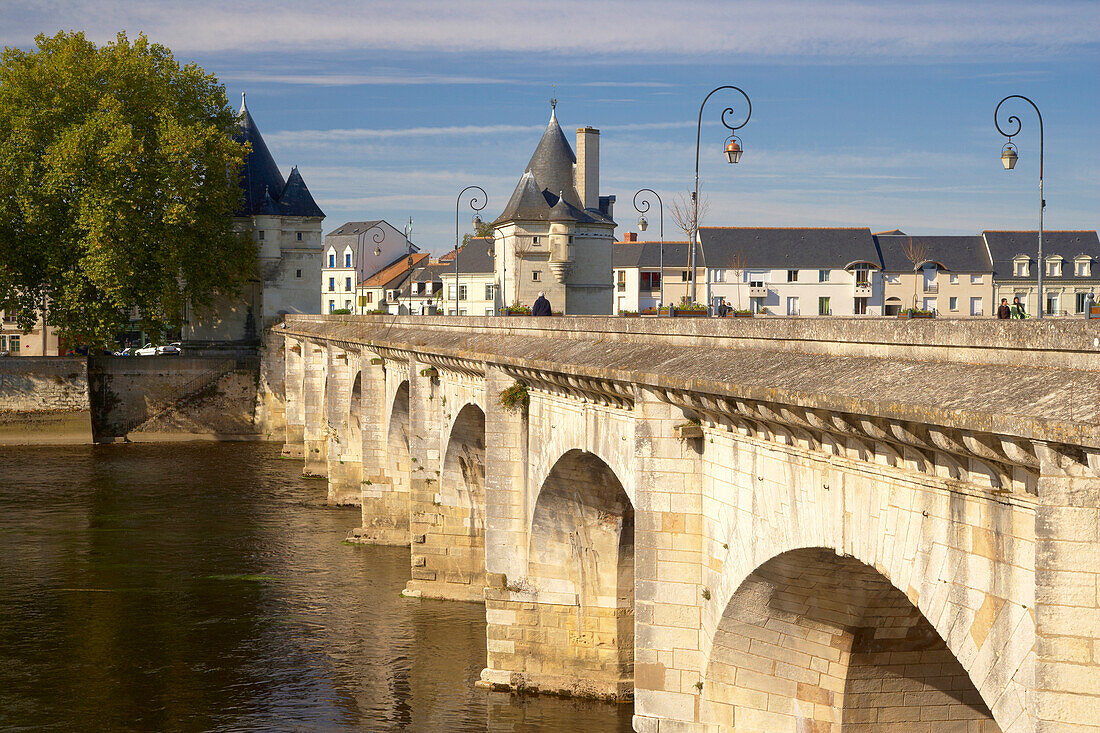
[0,31,252,346]
[461,219,495,247]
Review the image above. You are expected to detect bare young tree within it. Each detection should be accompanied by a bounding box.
[902,236,928,309]
[670,192,710,302]
[728,249,748,310]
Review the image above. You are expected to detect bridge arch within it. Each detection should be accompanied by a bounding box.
[509,449,634,698]
[344,371,362,463]
[385,380,411,499]
[702,547,1002,731]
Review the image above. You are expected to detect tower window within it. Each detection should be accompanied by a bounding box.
[296,269,302,279]
[258,231,265,241]
[532,271,542,282]
[297,232,303,241]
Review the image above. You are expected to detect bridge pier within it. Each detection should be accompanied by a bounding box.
[282,339,304,458]
[354,356,409,544]
[324,347,359,505]
[301,341,327,477]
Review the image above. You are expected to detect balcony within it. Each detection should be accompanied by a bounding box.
[749,285,768,298]
[923,283,939,294]
[852,282,872,298]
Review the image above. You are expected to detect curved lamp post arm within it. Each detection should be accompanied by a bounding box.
[693,85,752,307]
[356,223,386,315]
[455,185,488,315]
[633,188,665,315]
[995,94,1044,319]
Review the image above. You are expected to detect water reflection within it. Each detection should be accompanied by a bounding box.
[0,443,633,732]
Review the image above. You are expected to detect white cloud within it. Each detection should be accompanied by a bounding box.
[5,1,1097,59]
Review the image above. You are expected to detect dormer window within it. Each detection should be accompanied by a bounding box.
[1013,257,1029,277]
[1076,257,1092,278]
[1047,257,1063,277]
[345,253,352,267]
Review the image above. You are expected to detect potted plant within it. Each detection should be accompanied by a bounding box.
[640,306,661,316]
[503,304,531,316]
[618,309,639,318]
[730,309,753,318]
[673,302,708,318]
[898,307,934,319]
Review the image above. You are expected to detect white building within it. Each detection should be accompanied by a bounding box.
[875,232,994,317]
[438,239,497,316]
[321,220,419,313]
[985,230,1100,317]
[491,102,617,315]
[184,94,324,351]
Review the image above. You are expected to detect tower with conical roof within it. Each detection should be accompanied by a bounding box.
[491,101,616,315]
[184,93,325,351]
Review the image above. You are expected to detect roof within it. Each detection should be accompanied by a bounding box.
[613,240,693,268]
[329,220,382,236]
[360,252,430,288]
[440,239,494,276]
[874,235,991,272]
[234,94,323,219]
[278,167,325,218]
[697,228,879,270]
[983,231,1100,280]
[494,107,614,227]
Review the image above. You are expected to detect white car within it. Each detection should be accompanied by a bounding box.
[134,343,158,356]
[156,342,181,355]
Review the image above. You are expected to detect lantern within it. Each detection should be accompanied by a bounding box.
[725,136,743,164]
[638,215,649,232]
[1001,142,1018,170]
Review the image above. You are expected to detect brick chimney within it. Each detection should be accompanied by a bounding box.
[623,232,638,242]
[576,127,600,211]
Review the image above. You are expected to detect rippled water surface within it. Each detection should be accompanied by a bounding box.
[0,443,634,732]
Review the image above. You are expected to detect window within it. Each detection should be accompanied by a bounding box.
[1076,292,1090,313]
[748,280,763,288]
[1047,259,1062,277]
[328,253,335,268]
[818,297,830,315]
[8,335,18,354]
[971,275,983,284]
[854,267,870,285]
[819,270,829,283]
[886,274,900,284]
[297,232,303,241]
[712,269,724,283]
[568,235,573,244]
[1077,259,1091,277]
[328,277,335,292]
[532,271,542,282]
[532,236,541,244]
[949,296,958,311]
[853,297,868,315]
[344,300,351,310]
[786,297,799,315]
[788,270,799,282]
[949,274,959,285]
[258,231,265,241]
[366,292,373,304]
[971,297,983,316]
[485,308,494,316]
[296,269,302,279]
[458,285,467,300]
[328,300,335,313]
[345,277,352,292]
[1014,259,1028,277]
[681,270,693,282]
[1046,294,1059,315]
[617,271,626,291]
[485,284,494,300]
[641,272,661,290]
[345,253,352,267]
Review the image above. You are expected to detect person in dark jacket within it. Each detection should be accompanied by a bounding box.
[997,298,1011,319]
[1011,296,1028,319]
[532,292,552,316]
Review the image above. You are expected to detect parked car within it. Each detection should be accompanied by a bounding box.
[113,347,133,357]
[156,343,181,355]
[134,343,158,356]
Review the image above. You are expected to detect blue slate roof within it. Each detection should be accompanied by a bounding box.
[234,95,323,219]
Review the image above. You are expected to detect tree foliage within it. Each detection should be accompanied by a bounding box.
[0,31,252,345]
[461,219,496,247]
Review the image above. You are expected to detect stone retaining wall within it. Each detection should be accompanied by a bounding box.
[0,357,91,444]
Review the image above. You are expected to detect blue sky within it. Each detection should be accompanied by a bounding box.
[3,1,1099,254]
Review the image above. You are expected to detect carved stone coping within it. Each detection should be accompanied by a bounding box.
[372,346,410,364]
[419,354,486,379]
[656,387,1059,494]
[504,365,634,410]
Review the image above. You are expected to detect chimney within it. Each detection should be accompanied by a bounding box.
[576,127,600,211]
[623,232,638,242]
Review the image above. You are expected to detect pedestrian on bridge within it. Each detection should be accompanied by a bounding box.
[532,292,552,316]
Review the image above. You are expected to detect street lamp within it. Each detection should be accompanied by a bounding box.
[633,189,665,314]
[995,95,1044,319]
[691,85,751,310]
[400,218,413,315]
[455,186,488,316]
[356,223,386,315]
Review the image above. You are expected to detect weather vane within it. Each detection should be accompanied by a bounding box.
[551,84,557,110]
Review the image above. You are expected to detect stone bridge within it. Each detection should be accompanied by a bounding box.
[270,314,1100,732]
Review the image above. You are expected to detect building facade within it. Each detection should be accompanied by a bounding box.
[321,220,418,314]
[438,239,496,316]
[354,252,430,315]
[985,230,1100,317]
[183,94,324,351]
[0,310,58,356]
[491,103,617,315]
[875,231,994,316]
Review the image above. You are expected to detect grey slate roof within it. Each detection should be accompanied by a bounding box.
[278,167,325,218]
[614,241,694,268]
[494,109,614,227]
[983,231,1100,281]
[234,98,324,219]
[697,228,878,270]
[443,239,495,275]
[874,235,991,273]
[330,220,382,236]
[235,103,285,216]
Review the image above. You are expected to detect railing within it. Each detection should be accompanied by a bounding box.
[853,283,872,297]
[924,283,939,294]
[749,286,768,298]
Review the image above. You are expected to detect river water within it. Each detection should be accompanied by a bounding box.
[0,443,634,732]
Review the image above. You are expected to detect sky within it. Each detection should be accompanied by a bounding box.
[3,1,1099,254]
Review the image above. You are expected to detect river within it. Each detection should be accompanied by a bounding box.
[0,443,634,732]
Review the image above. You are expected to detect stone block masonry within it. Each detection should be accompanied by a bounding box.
[281,315,1100,731]
[0,356,91,444]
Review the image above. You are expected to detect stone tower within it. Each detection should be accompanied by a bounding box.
[491,102,616,315]
[183,93,324,352]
